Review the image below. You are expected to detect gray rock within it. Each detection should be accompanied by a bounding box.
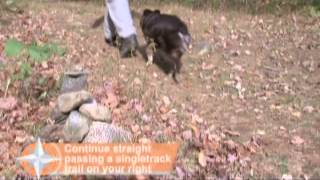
[39,124,64,142]
[63,111,91,142]
[83,122,132,143]
[60,66,88,93]
[79,101,112,122]
[51,105,69,123]
[57,90,92,113]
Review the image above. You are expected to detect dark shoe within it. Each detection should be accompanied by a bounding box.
[119,34,138,58]
[105,35,117,47]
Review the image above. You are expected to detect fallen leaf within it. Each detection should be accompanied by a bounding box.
[133,78,142,86]
[139,138,151,144]
[192,114,204,124]
[198,151,207,167]
[162,96,171,106]
[292,111,301,118]
[257,130,266,135]
[159,105,168,114]
[104,92,119,109]
[15,136,28,144]
[281,174,293,180]
[134,175,149,180]
[303,106,314,113]
[131,125,140,133]
[224,140,237,151]
[201,63,214,70]
[131,99,143,113]
[291,136,304,145]
[0,97,18,111]
[280,126,286,131]
[224,129,240,137]
[175,166,185,179]
[227,153,237,163]
[189,124,200,138]
[182,130,193,140]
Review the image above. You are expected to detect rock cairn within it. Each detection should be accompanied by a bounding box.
[40,66,132,143]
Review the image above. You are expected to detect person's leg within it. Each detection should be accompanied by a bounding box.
[103,10,116,46]
[105,0,138,58]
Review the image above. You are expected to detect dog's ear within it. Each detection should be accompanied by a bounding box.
[143,9,153,16]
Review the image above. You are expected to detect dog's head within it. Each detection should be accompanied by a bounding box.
[140,9,161,28]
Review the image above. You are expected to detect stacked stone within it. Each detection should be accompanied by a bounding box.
[40,66,132,143]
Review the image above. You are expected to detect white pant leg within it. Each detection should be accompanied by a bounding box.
[104,0,136,39]
[103,6,115,40]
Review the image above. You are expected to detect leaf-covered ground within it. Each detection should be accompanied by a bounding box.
[0,1,320,179]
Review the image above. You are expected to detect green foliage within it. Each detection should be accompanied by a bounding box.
[4,39,66,80]
[1,0,24,13]
[310,5,320,16]
[4,39,24,57]
[13,63,32,80]
[28,42,66,63]
[4,39,66,62]
[278,156,289,174]
[28,43,51,62]
[48,43,67,56]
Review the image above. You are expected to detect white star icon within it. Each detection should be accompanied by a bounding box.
[17,138,60,179]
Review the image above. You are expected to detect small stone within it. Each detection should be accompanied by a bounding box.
[57,90,92,113]
[63,111,90,142]
[64,65,87,76]
[303,106,314,113]
[83,121,132,143]
[39,124,64,142]
[244,50,251,55]
[51,105,68,123]
[79,101,111,122]
[182,130,193,140]
[61,66,88,93]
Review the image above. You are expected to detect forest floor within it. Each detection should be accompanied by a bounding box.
[0,0,320,179]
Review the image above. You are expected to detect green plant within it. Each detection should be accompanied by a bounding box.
[310,5,320,16]
[4,39,66,81]
[4,38,66,62]
[278,156,289,174]
[13,63,32,80]
[4,39,24,57]
[28,42,66,63]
